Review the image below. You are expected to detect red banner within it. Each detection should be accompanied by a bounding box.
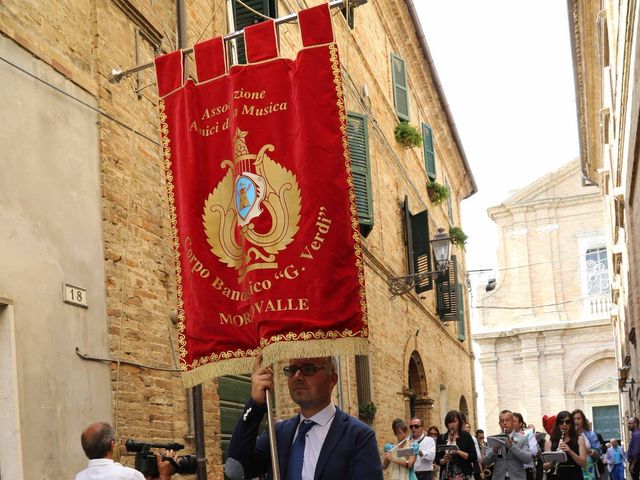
[155,4,368,386]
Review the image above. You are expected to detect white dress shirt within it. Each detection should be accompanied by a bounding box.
[522,430,538,469]
[75,458,145,480]
[294,402,337,480]
[414,433,437,472]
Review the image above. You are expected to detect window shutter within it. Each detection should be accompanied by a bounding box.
[232,0,272,64]
[422,123,436,180]
[217,375,268,460]
[456,283,466,341]
[437,255,458,321]
[355,355,372,405]
[391,53,410,121]
[410,210,433,293]
[347,112,374,234]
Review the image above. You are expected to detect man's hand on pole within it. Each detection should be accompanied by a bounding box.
[251,352,274,406]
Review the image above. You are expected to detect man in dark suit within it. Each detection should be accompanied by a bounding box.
[225,354,384,480]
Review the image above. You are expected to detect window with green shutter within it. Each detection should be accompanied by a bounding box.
[391,53,410,121]
[347,112,374,237]
[231,0,276,64]
[456,283,466,341]
[422,123,436,180]
[436,255,463,321]
[406,207,434,293]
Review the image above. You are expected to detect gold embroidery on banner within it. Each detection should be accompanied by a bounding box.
[159,99,188,370]
[202,128,302,281]
[329,43,369,328]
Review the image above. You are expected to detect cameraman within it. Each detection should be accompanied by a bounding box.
[75,422,175,480]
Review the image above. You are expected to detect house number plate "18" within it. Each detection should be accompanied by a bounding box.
[63,283,88,308]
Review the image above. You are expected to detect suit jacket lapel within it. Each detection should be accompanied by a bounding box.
[313,408,347,480]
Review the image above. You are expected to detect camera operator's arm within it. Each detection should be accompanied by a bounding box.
[150,451,175,480]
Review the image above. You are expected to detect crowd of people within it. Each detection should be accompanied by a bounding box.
[74,356,640,480]
[379,409,640,480]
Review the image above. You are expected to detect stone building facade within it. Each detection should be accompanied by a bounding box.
[476,159,620,439]
[568,0,640,444]
[0,1,477,478]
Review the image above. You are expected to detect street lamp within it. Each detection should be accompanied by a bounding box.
[389,227,452,296]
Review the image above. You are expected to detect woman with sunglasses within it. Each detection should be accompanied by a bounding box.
[572,409,601,480]
[383,418,418,480]
[435,410,477,480]
[544,411,587,480]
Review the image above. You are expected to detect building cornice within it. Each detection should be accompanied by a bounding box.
[473,317,611,341]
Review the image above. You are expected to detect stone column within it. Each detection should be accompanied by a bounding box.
[542,331,566,415]
[477,338,499,429]
[519,333,542,425]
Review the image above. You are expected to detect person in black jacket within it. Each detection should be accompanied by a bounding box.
[436,410,478,480]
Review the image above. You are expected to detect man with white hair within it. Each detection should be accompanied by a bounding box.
[604,438,625,480]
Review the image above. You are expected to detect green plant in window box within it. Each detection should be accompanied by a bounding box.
[394,121,422,149]
[449,226,468,248]
[426,180,450,205]
[358,401,377,424]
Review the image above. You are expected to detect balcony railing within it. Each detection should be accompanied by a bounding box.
[584,293,611,319]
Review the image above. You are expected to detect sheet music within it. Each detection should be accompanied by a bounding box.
[486,434,509,449]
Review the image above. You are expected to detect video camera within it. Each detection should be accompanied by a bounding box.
[125,439,197,477]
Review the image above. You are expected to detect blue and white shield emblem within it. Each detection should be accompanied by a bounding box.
[234,172,266,226]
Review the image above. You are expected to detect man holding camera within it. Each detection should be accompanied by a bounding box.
[75,422,174,480]
[225,354,384,480]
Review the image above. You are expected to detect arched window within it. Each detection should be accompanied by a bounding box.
[459,396,469,423]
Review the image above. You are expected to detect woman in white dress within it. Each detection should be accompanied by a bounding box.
[384,418,418,480]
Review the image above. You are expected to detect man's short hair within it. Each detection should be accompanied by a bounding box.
[499,409,513,416]
[476,429,484,435]
[411,416,424,426]
[81,422,115,459]
[630,417,640,425]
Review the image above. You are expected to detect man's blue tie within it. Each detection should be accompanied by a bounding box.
[286,419,316,480]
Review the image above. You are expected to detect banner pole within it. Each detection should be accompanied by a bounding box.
[265,387,281,480]
[108,0,355,82]
[192,384,208,480]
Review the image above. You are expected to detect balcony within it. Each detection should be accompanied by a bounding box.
[583,293,611,319]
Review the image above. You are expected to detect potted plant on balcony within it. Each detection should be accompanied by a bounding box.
[449,226,468,248]
[394,121,422,149]
[358,401,377,424]
[427,180,450,205]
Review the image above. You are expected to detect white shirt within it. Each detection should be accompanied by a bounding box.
[413,433,436,472]
[522,430,538,469]
[294,402,337,480]
[75,458,145,480]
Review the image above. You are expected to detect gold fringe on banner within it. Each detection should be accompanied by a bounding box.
[181,356,255,388]
[180,337,370,388]
[261,337,370,368]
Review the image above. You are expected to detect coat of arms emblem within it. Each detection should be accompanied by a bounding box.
[203,129,302,279]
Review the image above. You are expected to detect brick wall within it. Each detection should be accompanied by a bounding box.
[0,0,477,476]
